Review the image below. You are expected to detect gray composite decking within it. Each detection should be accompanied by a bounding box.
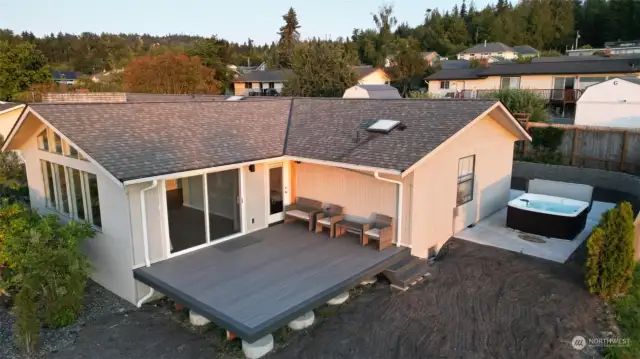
[134,223,408,342]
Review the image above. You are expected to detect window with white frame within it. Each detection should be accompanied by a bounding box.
[41,160,102,229]
[440,80,450,89]
[37,127,87,160]
[457,155,475,206]
[500,76,521,89]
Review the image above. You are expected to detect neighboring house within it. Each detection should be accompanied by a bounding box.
[51,71,83,85]
[343,84,401,99]
[568,40,640,57]
[575,77,640,128]
[232,66,391,96]
[0,102,25,140]
[386,52,441,67]
[426,58,640,102]
[91,69,123,83]
[457,42,539,60]
[439,59,471,70]
[3,98,529,345]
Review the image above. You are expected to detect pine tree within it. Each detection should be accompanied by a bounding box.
[276,7,300,68]
[460,0,468,18]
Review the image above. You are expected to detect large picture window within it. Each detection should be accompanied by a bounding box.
[500,76,521,89]
[457,155,475,206]
[41,160,102,229]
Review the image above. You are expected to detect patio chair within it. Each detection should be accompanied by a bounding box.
[315,204,344,238]
[362,214,394,251]
[284,197,323,231]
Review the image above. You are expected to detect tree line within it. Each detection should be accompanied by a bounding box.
[0,0,638,100]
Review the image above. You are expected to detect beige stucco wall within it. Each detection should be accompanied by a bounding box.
[409,113,517,258]
[16,117,137,303]
[0,106,24,140]
[295,163,399,242]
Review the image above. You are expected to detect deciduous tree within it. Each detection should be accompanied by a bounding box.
[0,41,52,101]
[388,38,427,96]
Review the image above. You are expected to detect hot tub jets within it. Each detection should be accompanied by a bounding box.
[507,193,589,240]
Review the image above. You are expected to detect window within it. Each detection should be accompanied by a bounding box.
[53,132,63,154]
[41,160,102,229]
[457,155,475,206]
[269,82,275,89]
[244,82,252,89]
[578,76,607,90]
[440,81,450,89]
[37,129,49,151]
[500,77,521,89]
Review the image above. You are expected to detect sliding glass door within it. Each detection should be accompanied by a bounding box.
[165,169,242,254]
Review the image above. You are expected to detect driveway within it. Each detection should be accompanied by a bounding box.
[2,240,607,359]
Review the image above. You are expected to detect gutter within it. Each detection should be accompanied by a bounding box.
[136,180,158,307]
[373,172,403,247]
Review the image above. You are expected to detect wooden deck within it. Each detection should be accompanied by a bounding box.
[133,223,409,342]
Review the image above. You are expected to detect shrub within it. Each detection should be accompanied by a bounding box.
[585,202,636,300]
[0,201,94,353]
[480,88,550,123]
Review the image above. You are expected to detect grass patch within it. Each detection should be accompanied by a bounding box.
[606,266,640,358]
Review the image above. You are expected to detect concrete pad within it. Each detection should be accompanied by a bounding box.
[287,311,315,330]
[327,291,349,305]
[360,276,378,286]
[242,334,274,359]
[455,190,615,263]
[189,311,210,326]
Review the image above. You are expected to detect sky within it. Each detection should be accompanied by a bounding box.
[0,0,492,45]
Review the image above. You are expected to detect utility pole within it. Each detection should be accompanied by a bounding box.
[575,30,580,50]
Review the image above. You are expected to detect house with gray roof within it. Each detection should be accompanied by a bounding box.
[342,84,401,99]
[232,66,390,96]
[457,41,539,61]
[0,102,25,139]
[3,97,529,356]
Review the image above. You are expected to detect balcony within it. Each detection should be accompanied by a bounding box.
[244,88,281,97]
[454,89,584,103]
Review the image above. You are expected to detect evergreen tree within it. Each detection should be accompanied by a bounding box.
[460,0,468,18]
[276,7,300,68]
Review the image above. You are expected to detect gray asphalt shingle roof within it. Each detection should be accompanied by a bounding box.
[460,42,514,54]
[233,66,384,83]
[29,100,291,181]
[427,59,640,80]
[26,98,500,181]
[512,45,539,55]
[0,102,23,113]
[286,98,498,172]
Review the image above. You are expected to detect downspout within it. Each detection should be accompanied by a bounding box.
[374,172,403,247]
[136,180,158,307]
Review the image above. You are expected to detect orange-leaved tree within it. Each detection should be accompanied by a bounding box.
[123,54,220,94]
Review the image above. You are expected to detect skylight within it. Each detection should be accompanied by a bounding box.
[367,119,400,133]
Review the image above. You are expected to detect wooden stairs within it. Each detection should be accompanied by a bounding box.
[382,255,431,291]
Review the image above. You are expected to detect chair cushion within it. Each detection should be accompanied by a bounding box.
[317,217,331,226]
[287,209,310,220]
[365,228,381,238]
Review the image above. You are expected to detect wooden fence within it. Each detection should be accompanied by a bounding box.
[515,119,640,176]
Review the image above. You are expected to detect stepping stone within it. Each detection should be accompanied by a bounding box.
[242,334,274,359]
[287,311,315,330]
[189,311,210,326]
[327,291,349,305]
[360,276,378,285]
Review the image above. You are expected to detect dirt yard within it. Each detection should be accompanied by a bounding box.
[1,239,609,359]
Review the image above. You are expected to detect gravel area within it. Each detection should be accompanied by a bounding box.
[0,239,609,359]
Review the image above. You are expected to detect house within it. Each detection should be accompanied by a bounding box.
[232,66,391,96]
[386,52,441,67]
[575,77,640,128]
[0,102,25,140]
[2,98,529,350]
[457,42,539,60]
[51,71,83,85]
[342,84,401,99]
[568,40,640,57]
[426,58,640,102]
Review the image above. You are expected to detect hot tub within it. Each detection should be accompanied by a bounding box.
[506,193,590,240]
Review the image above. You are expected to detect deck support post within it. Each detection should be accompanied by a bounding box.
[327,291,349,305]
[287,311,315,330]
[189,310,211,326]
[242,334,274,359]
[360,276,378,285]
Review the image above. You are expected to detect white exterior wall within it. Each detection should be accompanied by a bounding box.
[358,70,390,85]
[19,121,137,303]
[457,51,517,60]
[0,107,24,139]
[408,114,517,258]
[576,79,640,128]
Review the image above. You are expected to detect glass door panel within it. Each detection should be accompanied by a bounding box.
[207,169,241,242]
[166,175,206,253]
[268,164,284,223]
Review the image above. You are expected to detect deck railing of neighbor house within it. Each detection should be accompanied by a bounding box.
[456,89,584,103]
[244,89,281,96]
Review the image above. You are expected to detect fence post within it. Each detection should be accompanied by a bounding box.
[621,131,629,172]
[570,128,579,166]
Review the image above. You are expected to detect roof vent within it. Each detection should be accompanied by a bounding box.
[367,119,401,134]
